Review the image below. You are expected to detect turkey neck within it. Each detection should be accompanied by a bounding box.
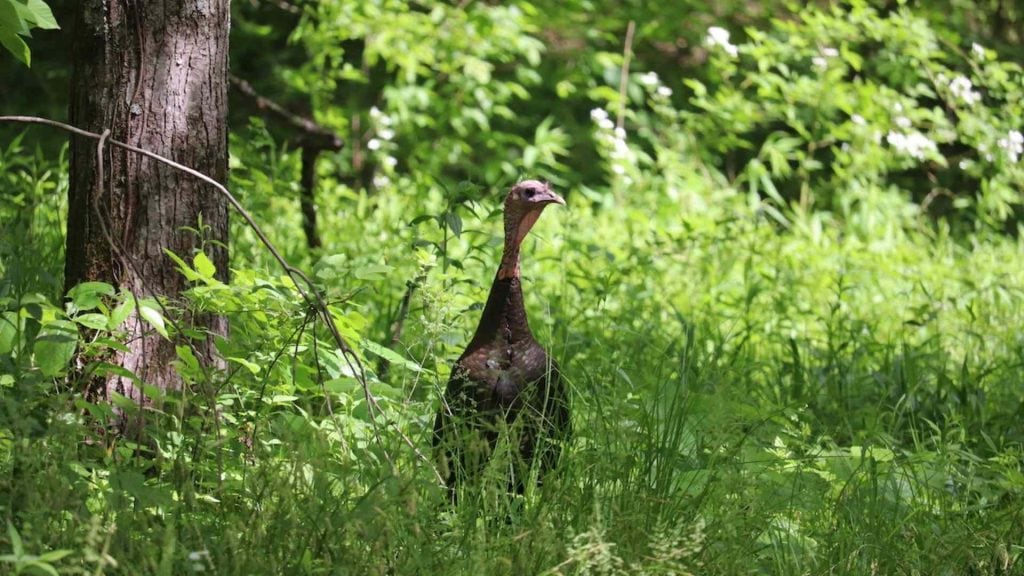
[466,215,535,349]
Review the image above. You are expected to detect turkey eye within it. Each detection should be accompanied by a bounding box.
[525,189,536,199]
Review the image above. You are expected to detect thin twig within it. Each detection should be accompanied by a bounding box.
[616,20,636,131]
[0,115,445,480]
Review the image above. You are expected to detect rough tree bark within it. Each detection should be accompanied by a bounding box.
[66,0,230,432]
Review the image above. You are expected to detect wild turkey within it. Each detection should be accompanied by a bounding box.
[433,180,570,499]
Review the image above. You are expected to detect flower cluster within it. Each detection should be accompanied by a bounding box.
[997,130,1023,163]
[367,106,396,151]
[368,106,399,187]
[637,71,672,98]
[812,47,839,70]
[590,107,614,131]
[937,74,982,106]
[706,27,738,58]
[886,131,937,160]
[590,108,636,179]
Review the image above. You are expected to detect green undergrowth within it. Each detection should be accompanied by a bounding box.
[2,143,1023,574]
[3,3,1024,573]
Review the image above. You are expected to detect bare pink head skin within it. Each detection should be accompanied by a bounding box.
[498,180,566,280]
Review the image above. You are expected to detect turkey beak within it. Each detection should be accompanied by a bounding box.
[539,190,566,207]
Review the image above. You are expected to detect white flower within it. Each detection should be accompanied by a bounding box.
[591,108,615,129]
[611,136,630,157]
[972,42,985,59]
[367,138,381,151]
[812,56,828,70]
[886,131,937,160]
[893,102,904,113]
[614,127,626,140]
[384,156,397,168]
[612,164,626,175]
[373,174,391,188]
[639,72,659,86]
[895,116,912,129]
[851,114,866,126]
[705,26,738,57]
[378,128,396,140]
[369,106,381,118]
[997,130,1023,162]
[656,86,673,97]
[821,47,839,58]
[948,76,981,105]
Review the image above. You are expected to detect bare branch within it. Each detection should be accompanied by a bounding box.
[228,74,343,152]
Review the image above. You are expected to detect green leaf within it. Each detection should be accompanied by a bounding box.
[193,251,216,279]
[138,301,169,339]
[23,561,61,576]
[523,145,538,168]
[444,211,463,238]
[0,310,22,354]
[92,361,140,383]
[164,249,201,281]
[227,356,260,375]
[74,312,109,330]
[354,264,393,280]
[267,394,298,404]
[36,549,73,563]
[110,392,141,413]
[7,522,24,556]
[175,345,200,373]
[20,0,58,29]
[108,296,136,328]
[34,319,78,376]
[66,281,115,313]
[363,340,428,374]
[323,377,359,395]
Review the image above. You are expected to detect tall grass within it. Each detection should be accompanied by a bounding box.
[1,139,1023,575]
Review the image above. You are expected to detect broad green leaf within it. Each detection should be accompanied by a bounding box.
[21,0,58,29]
[227,356,260,375]
[110,392,141,413]
[34,319,78,376]
[92,361,140,382]
[193,251,216,279]
[323,377,359,395]
[164,249,201,281]
[0,0,22,31]
[363,339,428,374]
[175,345,200,372]
[138,301,169,339]
[109,296,136,328]
[66,281,115,313]
[37,549,73,563]
[74,312,109,330]
[0,310,22,354]
[444,211,463,238]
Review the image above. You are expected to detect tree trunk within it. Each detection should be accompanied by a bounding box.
[66,0,230,433]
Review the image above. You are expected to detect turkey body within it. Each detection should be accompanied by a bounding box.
[432,181,570,499]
